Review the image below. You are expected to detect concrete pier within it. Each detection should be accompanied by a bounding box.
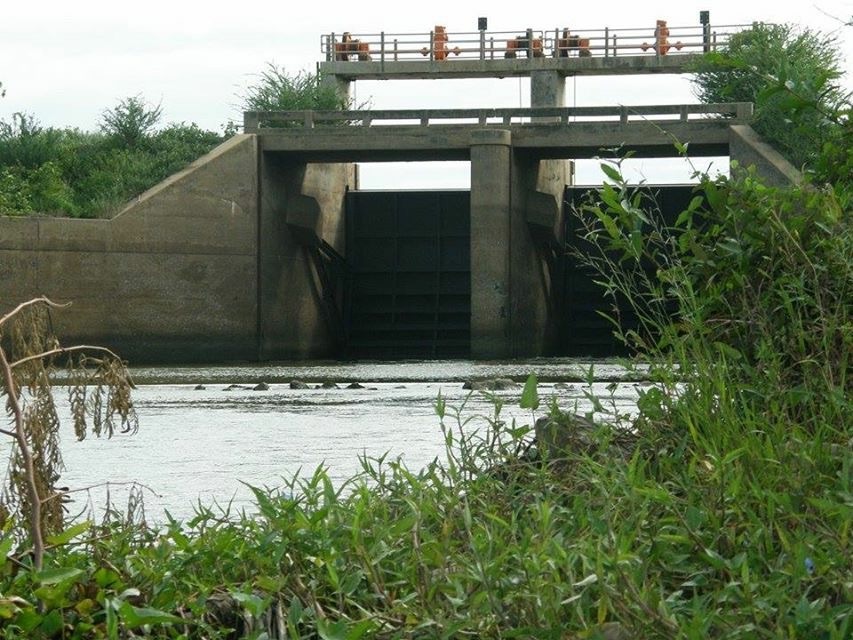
[469,129,513,358]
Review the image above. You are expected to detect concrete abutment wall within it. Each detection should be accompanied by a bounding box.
[0,135,260,362]
[0,135,357,363]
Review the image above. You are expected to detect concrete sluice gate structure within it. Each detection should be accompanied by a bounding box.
[0,21,803,363]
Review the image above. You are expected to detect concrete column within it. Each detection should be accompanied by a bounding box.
[470,129,513,358]
[319,72,353,108]
[530,70,565,108]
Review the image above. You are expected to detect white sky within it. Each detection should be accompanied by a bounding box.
[2,1,851,187]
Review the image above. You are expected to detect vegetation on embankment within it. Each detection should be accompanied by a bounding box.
[0,99,227,219]
[0,23,851,639]
[0,66,344,219]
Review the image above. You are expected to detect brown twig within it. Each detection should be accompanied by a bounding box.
[11,344,125,370]
[0,296,69,328]
[0,345,44,571]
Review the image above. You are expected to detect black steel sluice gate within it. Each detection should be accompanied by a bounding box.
[345,190,471,359]
[342,185,699,359]
[560,184,700,357]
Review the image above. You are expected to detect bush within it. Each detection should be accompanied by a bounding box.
[690,23,849,175]
[0,106,226,218]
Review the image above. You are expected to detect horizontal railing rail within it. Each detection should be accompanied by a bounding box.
[244,103,754,132]
[320,23,756,63]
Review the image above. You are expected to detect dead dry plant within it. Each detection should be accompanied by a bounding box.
[0,297,136,570]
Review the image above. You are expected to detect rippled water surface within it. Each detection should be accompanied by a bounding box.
[49,360,648,522]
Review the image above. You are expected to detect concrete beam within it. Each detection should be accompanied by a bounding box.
[258,120,733,161]
[319,54,700,80]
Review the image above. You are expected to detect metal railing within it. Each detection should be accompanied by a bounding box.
[244,103,753,132]
[320,23,755,63]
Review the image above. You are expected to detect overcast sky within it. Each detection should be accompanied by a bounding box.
[2,1,851,186]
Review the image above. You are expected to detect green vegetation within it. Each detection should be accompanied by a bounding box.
[0,105,225,219]
[0,25,850,639]
[0,66,345,219]
[690,22,851,198]
[241,64,350,114]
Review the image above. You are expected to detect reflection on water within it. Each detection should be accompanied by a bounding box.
[49,360,649,522]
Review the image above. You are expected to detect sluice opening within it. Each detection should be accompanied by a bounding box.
[559,184,702,357]
[344,189,471,359]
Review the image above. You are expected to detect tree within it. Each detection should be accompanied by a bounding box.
[0,298,137,570]
[240,64,350,126]
[690,23,849,173]
[99,95,162,148]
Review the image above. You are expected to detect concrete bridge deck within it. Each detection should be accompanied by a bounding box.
[246,103,752,161]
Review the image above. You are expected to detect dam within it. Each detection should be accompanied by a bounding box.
[0,21,800,363]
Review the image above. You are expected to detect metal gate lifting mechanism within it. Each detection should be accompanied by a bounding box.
[641,20,683,55]
[334,32,372,61]
[420,26,461,60]
[556,29,591,57]
[504,34,545,58]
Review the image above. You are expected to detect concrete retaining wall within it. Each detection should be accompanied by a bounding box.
[0,135,260,363]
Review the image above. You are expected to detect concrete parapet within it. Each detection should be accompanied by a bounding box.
[729,125,803,186]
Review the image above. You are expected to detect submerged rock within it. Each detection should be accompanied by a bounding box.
[346,382,365,389]
[223,384,250,391]
[194,384,206,391]
[319,381,339,389]
[463,377,517,391]
[252,382,269,391]
[289,379,310,389]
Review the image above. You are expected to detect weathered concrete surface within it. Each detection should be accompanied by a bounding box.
[258,120,734,160]
[469,126,570,358]
[729,124,803,186]
[531,71,565,112]
[510,156,568,356]
[258,155,356,360]
[0,135,259,363]
[470,129,513,358]
[319,54,701,80]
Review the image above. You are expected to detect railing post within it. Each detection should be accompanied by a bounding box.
[604,27,609,58]
[526,28,534,59]
[394,39,398,61]
[654,24,660,60]
[429,30,434,61]
[480,29,486,60]
[620,106,628,124]
[736,102,753,120]
[380,32,385,67]
[243,112,259,133]
[328,33,334,62]
[613,34,617,57]
[303,112,314,128]
[553,28,558,58]
[489,37,494,60]
[680,105,689,122]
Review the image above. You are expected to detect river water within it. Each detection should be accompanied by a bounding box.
[43,359,647,523]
